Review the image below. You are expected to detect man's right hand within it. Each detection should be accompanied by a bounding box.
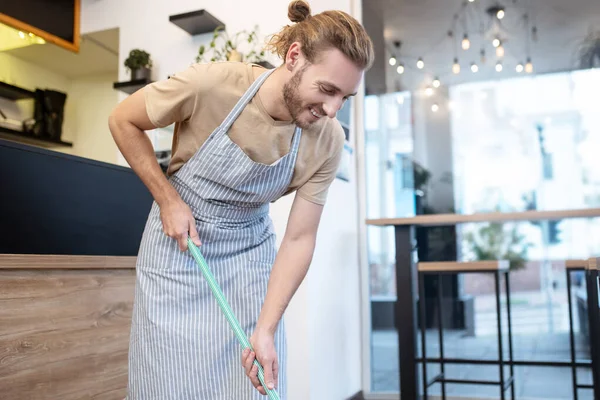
[159,197,202,251]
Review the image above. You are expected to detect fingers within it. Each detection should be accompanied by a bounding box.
[188,219,202,247]
[263,356,275,391]
[272,358,279,389]
[174,232,185,251]
[242,348,266,394]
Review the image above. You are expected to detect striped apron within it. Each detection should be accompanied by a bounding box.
[127,68,300,400]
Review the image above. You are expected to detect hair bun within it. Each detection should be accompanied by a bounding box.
[288,0,311,23]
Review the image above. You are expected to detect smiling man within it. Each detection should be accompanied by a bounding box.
[108,1,374,399]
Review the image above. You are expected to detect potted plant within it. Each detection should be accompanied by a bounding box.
[124,49,153,80]
[196,25,272,67]
[579,30,600,69]
[463,220,531,271]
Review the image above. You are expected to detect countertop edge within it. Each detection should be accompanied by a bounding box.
[0,254,137,269]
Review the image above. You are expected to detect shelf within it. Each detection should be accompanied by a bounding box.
[169,9,224,35]
[0,81,35,100]
[113,78,153,95]
[255,61,275,69]
[0,126,72,148]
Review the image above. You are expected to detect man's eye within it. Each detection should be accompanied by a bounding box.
[321,86,335,94]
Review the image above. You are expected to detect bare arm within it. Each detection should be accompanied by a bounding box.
[256,194,324,334]
[108,89,201,250]
[108,89,178,206]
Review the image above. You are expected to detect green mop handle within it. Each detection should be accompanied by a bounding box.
[186,238,281,400]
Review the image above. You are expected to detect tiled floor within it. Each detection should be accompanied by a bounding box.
[372,329,594,399]
[372,331,593,400]
[371,287,596,400]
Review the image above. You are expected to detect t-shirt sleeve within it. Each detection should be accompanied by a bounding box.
[296,122,345,205]
[143,64,204,128]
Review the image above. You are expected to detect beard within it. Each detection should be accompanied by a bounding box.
[282,64,313,129]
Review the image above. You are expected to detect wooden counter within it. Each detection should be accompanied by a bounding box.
[0,254,136,400]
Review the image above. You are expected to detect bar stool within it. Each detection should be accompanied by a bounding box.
[565,259,594,399]
[418,260,515,400]
[585,257,600,399]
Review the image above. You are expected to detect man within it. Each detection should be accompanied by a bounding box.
[108,1,374,398]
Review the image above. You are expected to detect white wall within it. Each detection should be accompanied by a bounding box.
[0,53,119,164]
[80,0,365,398]
[64,73,120,164]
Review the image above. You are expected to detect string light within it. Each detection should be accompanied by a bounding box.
[462,34,470,50]
[525,58,533,73]
[396,64,405,74]
[497,9,505,19]
[495,62,503,72]
[389,56,397,66]
[431,103,439,112]
[471,62,478,73]
[492,38,500,47]
[416,58,424,69]
[496,44,505,57]
[452,58,460,74]
[425,87,434,96]
[432,77,441,88]
[516,63,524,73]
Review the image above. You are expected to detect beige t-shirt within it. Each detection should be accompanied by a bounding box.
[144,61,345,205]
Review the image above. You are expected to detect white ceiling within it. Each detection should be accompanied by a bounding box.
[4,28,119,79]
[368,0,600,91]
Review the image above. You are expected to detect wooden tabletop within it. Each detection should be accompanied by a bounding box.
[366,208,600,227]
[0,254,137,269]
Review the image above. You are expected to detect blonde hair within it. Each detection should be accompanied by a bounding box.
[266,0,375,70]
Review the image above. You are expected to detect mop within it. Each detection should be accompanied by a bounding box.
[186,237,281,400]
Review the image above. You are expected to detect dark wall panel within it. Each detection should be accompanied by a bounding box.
[0,140,154,256]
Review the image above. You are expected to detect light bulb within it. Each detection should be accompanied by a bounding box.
[452,59,460,74]
[471,63,478,73]
[496,45,504,58]
[462,34,470,50]
[495,62,503,72]
[492,38,500,47]
[425,87,434,96]
[525,59,533,73]
[397,64,405,74]
[432,78,441,88]
[497,9,505,19]
[431,103,439,112]
[416,58,424,69]
[516,63,524,73]
[389,56,397,66]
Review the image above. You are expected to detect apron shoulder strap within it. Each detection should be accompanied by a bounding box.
[218,67,275,132]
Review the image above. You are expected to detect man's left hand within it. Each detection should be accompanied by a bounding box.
[241,328,278,395]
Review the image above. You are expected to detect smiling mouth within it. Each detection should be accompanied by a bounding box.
[309,106,324,118]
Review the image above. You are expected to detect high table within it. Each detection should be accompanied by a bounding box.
[586,257,600,400]
[366,208,600,399]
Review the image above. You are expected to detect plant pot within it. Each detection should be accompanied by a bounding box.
[131,67,151,81]
[227,50,243,62]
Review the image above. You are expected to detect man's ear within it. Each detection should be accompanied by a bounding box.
[285,42,303,71]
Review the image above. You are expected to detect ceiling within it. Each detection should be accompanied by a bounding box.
[3,28,119,78]
[368,0,600,91]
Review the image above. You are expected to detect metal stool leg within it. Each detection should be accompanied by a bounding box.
[566,269,578,400]
[437,275,446,400]
[419,273,428,399]
[495,271,506,400]
[505,271,515,399]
